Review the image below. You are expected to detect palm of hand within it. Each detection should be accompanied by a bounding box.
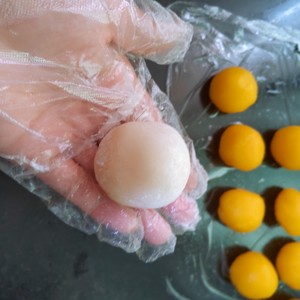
[0,2,205,262]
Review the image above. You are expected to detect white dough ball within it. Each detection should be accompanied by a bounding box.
[94,121,191,209]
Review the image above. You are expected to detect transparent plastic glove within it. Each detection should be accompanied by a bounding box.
[0,0,208,262]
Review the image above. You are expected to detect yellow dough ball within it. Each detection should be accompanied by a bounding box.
[230,251,278,299]
[209,66,258,113]
[276,242,300,290]
[94,122,191,209]
[270,126,300,170]
[275,188,300,236]
[219,124,265,171]
[218,188,265,233]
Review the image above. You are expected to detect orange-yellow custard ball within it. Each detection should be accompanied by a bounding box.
[219,124,265,171]
[276,242,300,290]
[209,66,258,113]
[230,251,278,299]
[270,125,300,170]
[275,188,300,236]
[218,188,265,233]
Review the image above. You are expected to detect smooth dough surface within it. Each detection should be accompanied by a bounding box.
[94,122,191,209]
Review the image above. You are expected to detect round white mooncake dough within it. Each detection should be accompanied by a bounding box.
[94,121,191,209]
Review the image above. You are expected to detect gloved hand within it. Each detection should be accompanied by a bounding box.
[0,0,207,262]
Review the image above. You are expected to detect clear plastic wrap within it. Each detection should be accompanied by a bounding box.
[0,0,208,263]
[166,3,300,299]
